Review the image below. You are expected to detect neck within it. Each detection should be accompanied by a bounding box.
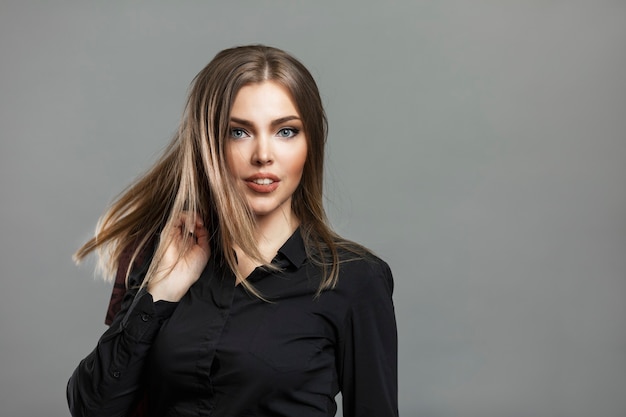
[253,208,299,260]
[232,208,299,283]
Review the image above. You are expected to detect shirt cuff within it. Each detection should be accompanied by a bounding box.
[120,289,176,342]
[154,299,178,319]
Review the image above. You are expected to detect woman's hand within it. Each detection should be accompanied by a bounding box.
[148,213,210,302]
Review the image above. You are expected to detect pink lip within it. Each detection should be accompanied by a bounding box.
[244,173,280,193]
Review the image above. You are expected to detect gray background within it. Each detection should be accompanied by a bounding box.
[1,1,625,416]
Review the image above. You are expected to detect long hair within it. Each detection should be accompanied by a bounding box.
[74,45,363,295]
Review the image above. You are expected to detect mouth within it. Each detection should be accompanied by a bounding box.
[251,178,275,185]
[245,174,280,193]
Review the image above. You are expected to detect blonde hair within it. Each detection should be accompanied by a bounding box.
[75,45,364,295]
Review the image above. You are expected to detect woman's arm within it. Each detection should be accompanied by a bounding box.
[66,259,177,417]
[338,260,399,417]
[67,214,208,417]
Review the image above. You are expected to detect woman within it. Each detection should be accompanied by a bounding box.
[67,45,397,417]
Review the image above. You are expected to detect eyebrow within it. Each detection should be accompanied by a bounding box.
[230,116,301,128]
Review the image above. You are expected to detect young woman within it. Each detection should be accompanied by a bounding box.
[67,45,397,417]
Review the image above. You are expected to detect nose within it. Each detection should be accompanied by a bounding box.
[252,134,273,166]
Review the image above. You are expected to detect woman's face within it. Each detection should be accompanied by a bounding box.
[225,81,307,223]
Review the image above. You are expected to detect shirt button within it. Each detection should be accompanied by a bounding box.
[112,371,121,378]
[141,314,150,322]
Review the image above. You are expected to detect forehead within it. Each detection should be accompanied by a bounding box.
[230,81,300,119]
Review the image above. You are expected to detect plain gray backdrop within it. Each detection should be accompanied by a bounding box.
[1,1,625,416]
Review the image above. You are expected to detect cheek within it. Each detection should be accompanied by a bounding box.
[290,145,308,179]
[224,146,243,175]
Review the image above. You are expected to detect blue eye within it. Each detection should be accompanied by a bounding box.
[230,128,248,139]
[277,128,299,138]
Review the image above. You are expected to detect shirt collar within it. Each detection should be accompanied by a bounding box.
[276,227,307,268]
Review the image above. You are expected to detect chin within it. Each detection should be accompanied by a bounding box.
[250,207,279,217]
[248,200,292,219]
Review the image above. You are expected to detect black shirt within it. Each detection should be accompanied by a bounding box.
[67,229,398,417]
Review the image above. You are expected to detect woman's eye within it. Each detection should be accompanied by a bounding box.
[277,128,299,138]
[230,128,248,139]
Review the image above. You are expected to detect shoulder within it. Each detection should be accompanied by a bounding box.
[335,251,394,301]
[328,252,396,330]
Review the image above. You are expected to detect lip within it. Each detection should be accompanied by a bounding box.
[244,173,280,193]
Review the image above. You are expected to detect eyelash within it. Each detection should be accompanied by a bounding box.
[230,128,249,139]
[229,127,300,139]
[277,127,299,138]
